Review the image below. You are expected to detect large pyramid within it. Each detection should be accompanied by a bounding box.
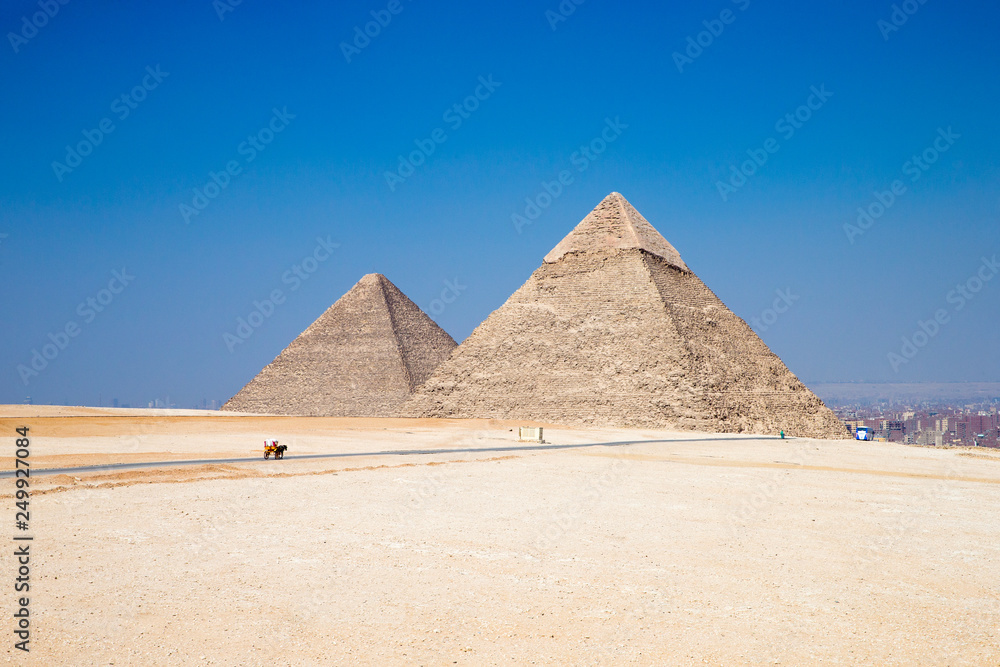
[223,274,457,416]
[404,193,846,438]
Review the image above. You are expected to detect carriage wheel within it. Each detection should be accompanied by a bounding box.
[264,451,270,460]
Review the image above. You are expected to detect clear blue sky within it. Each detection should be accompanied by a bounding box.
[2,0,998,407]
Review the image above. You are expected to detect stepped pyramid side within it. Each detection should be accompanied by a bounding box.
[403,249,710,427]
[379,278,461,390]
[404,193,846,438]
[222,274,456,417]
[639,252,846,437]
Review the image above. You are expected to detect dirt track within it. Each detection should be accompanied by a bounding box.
[1,408,998,665]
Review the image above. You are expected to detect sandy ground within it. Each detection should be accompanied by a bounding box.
[0,407,998,665]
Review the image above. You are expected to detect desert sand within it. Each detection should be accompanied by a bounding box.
[1,406,998,665]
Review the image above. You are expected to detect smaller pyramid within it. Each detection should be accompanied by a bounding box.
[222,274,457,417]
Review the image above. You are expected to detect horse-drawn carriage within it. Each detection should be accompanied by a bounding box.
[264,439,287,460]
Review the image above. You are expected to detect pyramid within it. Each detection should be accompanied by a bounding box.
[223,274,457,417]
[404,193,847,438]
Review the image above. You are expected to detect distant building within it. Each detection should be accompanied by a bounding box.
[956,422,972,442]
[917,431,945,447]
[970,414,994,433]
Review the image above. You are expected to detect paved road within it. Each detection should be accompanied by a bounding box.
[2,436,766,478]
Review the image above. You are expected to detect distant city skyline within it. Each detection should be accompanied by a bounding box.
[834,396,1000,448]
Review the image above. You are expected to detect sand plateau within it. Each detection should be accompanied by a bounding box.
[1,407,997,664]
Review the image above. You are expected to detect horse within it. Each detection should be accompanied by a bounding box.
[263,440,288,460]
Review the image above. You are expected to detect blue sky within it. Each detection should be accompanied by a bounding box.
[2,0,998,407]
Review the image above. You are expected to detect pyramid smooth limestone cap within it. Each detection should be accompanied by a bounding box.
[543,192,689,271]
[354,273,402,296]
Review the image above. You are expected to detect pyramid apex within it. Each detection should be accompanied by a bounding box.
[222,270,456,416]
[543,193,688,271]
[356,273,400,294]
